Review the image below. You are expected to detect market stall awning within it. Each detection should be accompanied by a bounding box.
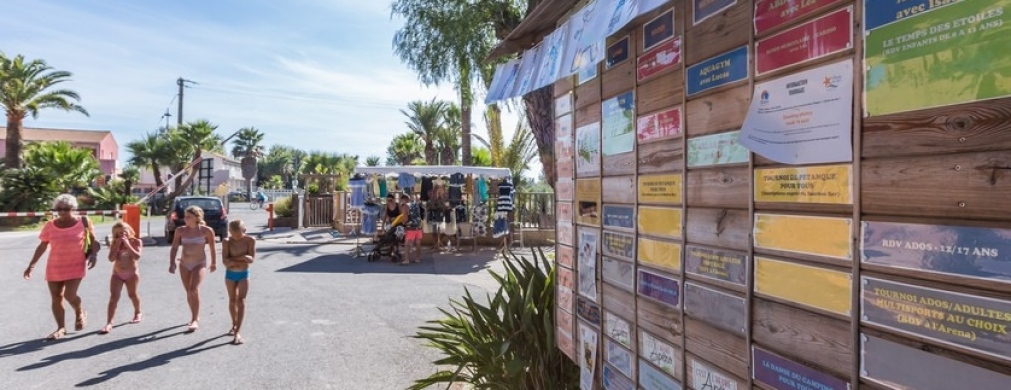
[486,0,580,61]
[354,166,512,178]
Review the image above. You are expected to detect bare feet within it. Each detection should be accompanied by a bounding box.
[227,326,237,336]
[187,321,199,332]
[233,334,244,345]
[46,328,66,341]
[131,313,143,324]
[99,324,113,334]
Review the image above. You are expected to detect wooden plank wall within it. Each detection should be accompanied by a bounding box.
[549,0,1011,388]
[554,73,577,363]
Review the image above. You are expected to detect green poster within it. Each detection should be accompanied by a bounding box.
[601,91,635,156]
[864,0,1011,116]
[687,130,750,167]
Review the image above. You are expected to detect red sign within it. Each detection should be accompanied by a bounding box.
[754,0,841,35]
[637,106,683,143]
[636,36,681,82]
[755,6,852,75]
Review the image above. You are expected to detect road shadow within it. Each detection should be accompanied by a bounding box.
[17,325,185,371]
[275,249,501,275]
[255,244,332,258]
[75,335,231,387]
[0,329,98,359]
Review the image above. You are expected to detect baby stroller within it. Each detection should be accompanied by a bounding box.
[368,214,405,262]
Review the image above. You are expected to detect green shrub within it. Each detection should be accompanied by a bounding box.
[0,167,59,212]
[410,249,579,390]
[273,195,294,217]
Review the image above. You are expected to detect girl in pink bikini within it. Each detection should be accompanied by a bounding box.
[169,206,217,332]
[99,222,143,334]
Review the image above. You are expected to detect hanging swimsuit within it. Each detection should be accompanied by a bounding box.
[180,235,207,271]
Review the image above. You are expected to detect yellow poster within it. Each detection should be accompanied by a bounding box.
[755,257,852,316]
[638,237,682,272]
[637,174,682,204]
[576,179,602,226]
[755,165,852,204]
[637,206,682,239]
[754,214,852,259]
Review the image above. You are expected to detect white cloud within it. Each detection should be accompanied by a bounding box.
[4,0,533,177]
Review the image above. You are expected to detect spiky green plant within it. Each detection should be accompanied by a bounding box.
[410,249,578,390]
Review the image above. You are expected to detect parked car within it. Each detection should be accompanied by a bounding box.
[164,196,228,243]
[227,191,250,202]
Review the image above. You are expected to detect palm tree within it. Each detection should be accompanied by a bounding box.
[259,145,295,187]
[500,123,538,188]
[23,141,101,192]
[230,127,265,197]
[401,99,447,165]
[436,104,463,165]
[118,165,141,197]
[167,119,221,198]
[0,52,89,169]
[386,133,424,166]
[472,147,493,167]
[392,0,526,167]
[126,131,173,189]
[365,156,382,167]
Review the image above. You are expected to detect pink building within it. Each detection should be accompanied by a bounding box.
[0,126,119,177]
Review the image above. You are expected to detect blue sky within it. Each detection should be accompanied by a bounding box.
[2,0,522,167]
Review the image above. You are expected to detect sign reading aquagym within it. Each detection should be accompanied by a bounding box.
[739,59,854,165]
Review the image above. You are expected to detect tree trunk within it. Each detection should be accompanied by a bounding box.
[152,163,164,189]
[460,63,473,166]
[424,142,436,165]
[4,113,25,169]
[522,85,555,189]
[486,104,504,166]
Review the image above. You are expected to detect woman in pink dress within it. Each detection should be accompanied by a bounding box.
[23,194,100,340]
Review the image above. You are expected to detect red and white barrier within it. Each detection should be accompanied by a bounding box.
[0,210,122,218]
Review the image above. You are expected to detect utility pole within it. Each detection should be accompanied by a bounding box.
[176,77,196,126]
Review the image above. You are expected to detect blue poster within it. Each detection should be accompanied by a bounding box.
[602,364,635,390]
[864,0,950,31]
[639,359,682,390]
[602,205,635,229]
[686,46,749,95]
[637,269,680,308]
[861,221,1011,283]
[694,0,737,25]
[753,347,849,390]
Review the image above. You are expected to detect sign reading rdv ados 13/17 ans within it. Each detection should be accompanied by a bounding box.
[861,221,1011,283]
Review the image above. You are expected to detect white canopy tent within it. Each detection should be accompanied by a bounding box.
[354,166,512,179]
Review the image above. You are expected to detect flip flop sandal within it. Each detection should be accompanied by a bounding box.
[99,325,112,334]
[46,329,66,341]
[75,311,87,331]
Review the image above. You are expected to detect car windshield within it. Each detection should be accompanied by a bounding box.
[177,199,222,211]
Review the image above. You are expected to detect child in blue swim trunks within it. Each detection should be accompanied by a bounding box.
[222,219,255,345]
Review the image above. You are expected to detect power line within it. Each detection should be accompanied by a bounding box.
[151,94,177,130]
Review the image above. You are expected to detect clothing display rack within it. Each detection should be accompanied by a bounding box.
[353,166,513,254]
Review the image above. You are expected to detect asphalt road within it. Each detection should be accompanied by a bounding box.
[0,204,505,389]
